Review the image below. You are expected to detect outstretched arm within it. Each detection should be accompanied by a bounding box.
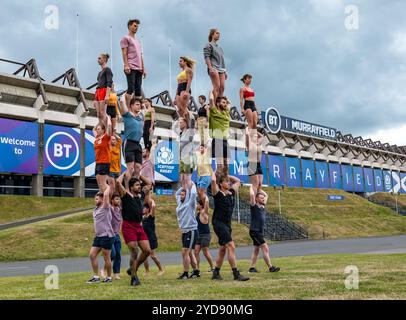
[229,175,241,193]
[258,188,268,205]
[116,172,127,197]
[118,93,129,115]
[102,184,111,209]
[211,170,219,196]
[249,184,256,206]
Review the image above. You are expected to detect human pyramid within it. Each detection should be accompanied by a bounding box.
[88,19,280,286]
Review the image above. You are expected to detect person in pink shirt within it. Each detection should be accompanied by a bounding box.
[141,147,155,186]
[121,19,146,107]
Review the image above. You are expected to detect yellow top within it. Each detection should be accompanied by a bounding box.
[176,69,187,82]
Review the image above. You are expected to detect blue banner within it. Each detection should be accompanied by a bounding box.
[43,124,81,176]
[363,168,375,193]
[285,157,301,187]
[301,159,315,188]
[342,165,354,191]
[400,173,406,194]
[0,118,38,174]
[269,155,285,187]
[329,163,342,190]
[154,140,179,182]
[353,166,365,192]
[315,161,329,189]
[391,171,401,193]
[383,170,392,193]
[374,169,384,192]
[230,149,248,184]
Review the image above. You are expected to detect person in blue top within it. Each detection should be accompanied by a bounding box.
[175,180,200,280]
[118,94,144,186]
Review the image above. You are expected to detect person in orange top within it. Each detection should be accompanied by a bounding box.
[93,116,112,192]
[108,133,122,195]
[106,84,121,134]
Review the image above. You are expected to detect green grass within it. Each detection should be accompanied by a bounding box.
[0,196,251,262]
[0,195,93,224]
[369,193,406,212]
[0,254,405,300]
[240,187,406,239]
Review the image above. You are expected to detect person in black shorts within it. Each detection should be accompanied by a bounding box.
[239,74,258,130]
[210,172,249,281]
[248,185,280,273]
[142,200,164,276]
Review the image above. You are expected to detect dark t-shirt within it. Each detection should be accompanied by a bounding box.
[121,191,145,223]
[250,204,266,232]
[96,67,113,89]
[212,189,236,225]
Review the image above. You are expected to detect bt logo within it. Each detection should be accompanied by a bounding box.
[45,132,79,170]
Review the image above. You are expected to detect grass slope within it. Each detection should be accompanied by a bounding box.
[0,195,93,224]
[239,187,406,239]
[0,196,251,262]
[0,254,405,300]
[369,193,406,212]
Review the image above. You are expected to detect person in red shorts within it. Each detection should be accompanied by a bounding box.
[116,172,152,286]
[94,53,113,123]
[93,116,112,192]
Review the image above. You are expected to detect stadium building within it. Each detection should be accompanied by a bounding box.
[1,58,405,197]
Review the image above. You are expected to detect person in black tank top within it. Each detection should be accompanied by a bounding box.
[248,186,280,274]
[195,198,214,272]
[197,95,209,146]
[142,201,164,275]
[210,172,249,281]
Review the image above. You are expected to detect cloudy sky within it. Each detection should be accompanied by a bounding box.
[1,0,405,145]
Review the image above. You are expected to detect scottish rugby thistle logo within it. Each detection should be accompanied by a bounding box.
[157,146,174,164]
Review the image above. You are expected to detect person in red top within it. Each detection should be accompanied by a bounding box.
[93,116,112,192]
[239,74,258,130]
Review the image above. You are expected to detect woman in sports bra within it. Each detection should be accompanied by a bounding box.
[239,74,257,130]
[174,56,196,123]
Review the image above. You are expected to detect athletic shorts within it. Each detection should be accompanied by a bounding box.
[123,140,142,164]
[95,163,110,176]
[107,105,117,118]
[95,88,107,102]
[182,230,198,250]
[176,82,191,96]
[248,162,263,177]
[212,220,232,246]
[121,220,148,244]
[143,227,158,250]
[92,236,114,250]
[243,100,257,113]
[196,232,211,248]
[109,172,120,179]
[126,69,143,97]
[249,230,266,246]
[197,175,211,189]
[211,138,230,160]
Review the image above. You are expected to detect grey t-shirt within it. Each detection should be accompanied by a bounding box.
[93,206,115,238]
[203,42,226,72]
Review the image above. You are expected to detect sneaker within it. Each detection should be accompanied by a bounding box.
[208,268,215,273]
[212,270,223,280]
[190,270,201,278]
[269,266,281,273]
[248,267,258,273]
[234,271,250,281]
[102,277,112,283]
[130,276,141,286]
[86,276,100,284]
[126,268,131,276]
[177,273,189,280]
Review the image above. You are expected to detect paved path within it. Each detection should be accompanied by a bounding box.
[0,235,405,278]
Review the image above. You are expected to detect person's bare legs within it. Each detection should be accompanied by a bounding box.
[126,242,138,276]
[202,247,214,270]
[89,247,102,275]
[143,258,150,273]
[252,111,258,130]
[125,163,135,186]
[134,163,141,179]
[226,241,237,269]
[133,240,152,275]
[182,248,192,273]
[260,243,273,268]
[195,245,202,270]
[107,176,115,196]
[219,73,226,97]
[250,246,260,269]
[96,174,108,193]
[209,71,220,102]
[189,250,198,271]
[215,245,227,269]
[245,108,254,130]
[150,250,164,273]
[101,249,112,278]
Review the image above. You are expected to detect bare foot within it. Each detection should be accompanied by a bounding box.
[157,270,165,276]
[113,274,121,280]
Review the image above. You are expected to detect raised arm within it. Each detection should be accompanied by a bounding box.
[211,170,219,196]
[102,184,111,209]
[229,175,241,193]
[116,172,127,197]
[209,90,215,110]
[258,188,268,205]
[140,173,152,191]
[249,184,256,207]
[118,93,129,115]
[239,87,244,110]
[105,114,112,137]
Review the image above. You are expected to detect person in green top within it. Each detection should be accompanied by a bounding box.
[142,98,155,150]
[208,92,231,175]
